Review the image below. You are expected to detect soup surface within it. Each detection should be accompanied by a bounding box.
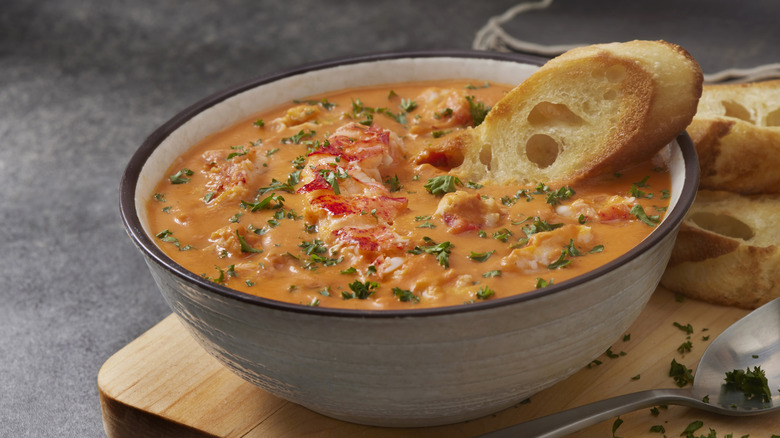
[147,79,671,310]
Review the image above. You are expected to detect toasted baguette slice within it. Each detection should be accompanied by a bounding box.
[661,190,780,309]
[688,80,780,194]
[447,40,702,185]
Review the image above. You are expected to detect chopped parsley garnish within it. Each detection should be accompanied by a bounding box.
[241,193,285,211]
[535,277,554,289]
[673,321,694,335]
[408,237,453,268]
[155,229,193,251]
[384,174,402,192]
[669,359,694,387]
[649,425,665,434]
[392,287,420,303]
[548,240,583,269]
[465,95,490,126]
[281,129,316,144]
[258,171,301,194]
[424,175,462,195]
[492,228,513,242]
[226,145,249,160]
[589,245,604,254]
[468,250,495,262]
[434,108,453,119]
[293,98,336,110]
[340,266,357,275]
[317,167,349,195]
[169,168,194,184]
[299,239,328,255]
[153,193,166,202]
[545,185,575,205]
[630,204,660,227]
[475,285,495,300]
[343,279,378,300]
[466,180,483,189]
[724,366,772,402]
[253,119,264,128]
[236,231,262,253]
[522,217,564,236]
[677,341,692,354]
[465,82,490,89]
[482,270,501,278]
[680,420,703,436]
[399,98,417,113]
[292,155,306,169]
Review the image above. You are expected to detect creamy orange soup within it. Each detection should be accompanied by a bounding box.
[147,79,671,310]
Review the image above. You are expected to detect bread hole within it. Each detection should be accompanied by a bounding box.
[527,101,583,126]
[525,134,560,169]
[689,212,754,240]
[478,145,492,170]
[721,100,754,123]
[766,107,780,126]
[603,89,618,100]
[605,64,627,83]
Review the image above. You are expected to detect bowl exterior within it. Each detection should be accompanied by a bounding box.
[122,51,698,427]
[144,227,675,427]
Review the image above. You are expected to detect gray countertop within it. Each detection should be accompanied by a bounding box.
[2,1,777,436]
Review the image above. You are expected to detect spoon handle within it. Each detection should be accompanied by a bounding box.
[477,388,695,438]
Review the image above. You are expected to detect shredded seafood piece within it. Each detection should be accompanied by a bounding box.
[502,224,594,273]
[298,123,410,259]
[434,190,507,233]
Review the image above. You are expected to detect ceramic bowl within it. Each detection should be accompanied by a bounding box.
[119,51,699,427]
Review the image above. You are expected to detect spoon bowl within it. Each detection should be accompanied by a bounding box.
[480,298,780,437]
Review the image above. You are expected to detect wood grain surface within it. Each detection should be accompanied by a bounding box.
[98,287,780,437]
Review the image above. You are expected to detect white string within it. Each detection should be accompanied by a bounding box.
[473,1,780,83]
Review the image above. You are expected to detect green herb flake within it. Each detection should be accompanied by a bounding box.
[724,366,772,402]
[535,277,554,289]
[468,250,495,262]
[649,425,665,434]
[281,129,316,144]
[669,359,694,387]
[424,175,463,196]
[465,95,490,126]
[674,322,694,335]
[611,417,623,438]
[236,231,263,253]
[169,168,194,184]
[475,285,495,300]
[343,280,379,300]
[392,287,420,303]
[408,237,453,268]
[630,204,660,227]
[680,420,704,436]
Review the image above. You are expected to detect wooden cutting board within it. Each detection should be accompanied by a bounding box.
[98,287,780,437]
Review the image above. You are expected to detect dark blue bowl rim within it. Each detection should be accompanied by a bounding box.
[119,49,700,319]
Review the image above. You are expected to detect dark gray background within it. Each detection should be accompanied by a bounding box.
[2,1,777,436]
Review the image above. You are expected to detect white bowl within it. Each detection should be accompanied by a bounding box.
[119,51,699,427]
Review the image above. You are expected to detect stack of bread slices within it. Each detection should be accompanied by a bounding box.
[661,80,780,308]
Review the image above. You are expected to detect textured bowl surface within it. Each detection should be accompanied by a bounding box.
[120,51,699,427]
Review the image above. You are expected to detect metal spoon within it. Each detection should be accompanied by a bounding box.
[478,298,780,438]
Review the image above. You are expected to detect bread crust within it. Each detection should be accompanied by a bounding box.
[689,80,780,194]
[447,40,702,185]
[661,190,780,309]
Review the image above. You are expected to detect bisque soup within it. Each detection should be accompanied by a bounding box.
[146,79,670,310]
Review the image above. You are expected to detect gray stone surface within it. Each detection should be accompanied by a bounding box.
[0,1,518,436]
[1,1,777,437]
